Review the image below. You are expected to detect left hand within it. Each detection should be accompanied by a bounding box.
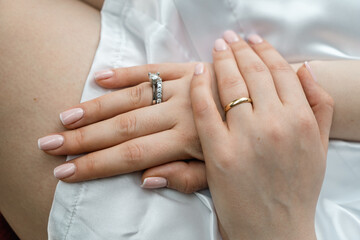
[38,61,221,193]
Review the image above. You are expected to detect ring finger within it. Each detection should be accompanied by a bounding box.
[212,38,251,124]
[60,80,175,129]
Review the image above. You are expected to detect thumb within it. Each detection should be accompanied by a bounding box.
[141,160,207,194]
[297,62,335,150]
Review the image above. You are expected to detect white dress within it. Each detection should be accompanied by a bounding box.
[48,0,360,239]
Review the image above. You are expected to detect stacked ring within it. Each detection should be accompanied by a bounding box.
[148,72,163,104]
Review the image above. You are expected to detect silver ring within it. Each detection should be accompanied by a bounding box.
[148,72,163,104]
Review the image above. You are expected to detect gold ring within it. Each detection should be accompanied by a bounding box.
[224,97,252,114]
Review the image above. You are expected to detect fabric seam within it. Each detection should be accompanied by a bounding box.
[63,184,86,240]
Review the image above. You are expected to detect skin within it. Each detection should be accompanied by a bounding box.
[0,0,101,239]
[190,34,333,239]
[0,0,358,239]
[40,59,360,192]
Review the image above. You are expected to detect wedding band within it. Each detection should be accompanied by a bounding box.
[148,72,163,104]
[224,97,252,113]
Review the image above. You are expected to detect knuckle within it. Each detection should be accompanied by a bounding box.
[221,76,243,90]
[255,42,274,53]
[242,62,268,74]
[268,62,292,72]
[114,114,137,138]
[128,84,144,106]
[213,148,238,171]
[123,142,143,165]
[295,109,316,132]
[92,98,103,114]
[73,128,87,150]
[84,153,97,173]
[265,121,287,143]
[193,99,211,116]
[181,173,197,194]
[231,41,250,53]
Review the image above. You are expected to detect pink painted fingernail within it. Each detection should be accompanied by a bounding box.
[59,108,84,125]
[223,30,239,43]
[94,69,114,81]
[194,63,204,75]
[141,177,168,189]
[304,61,318,82]
[214,39,228,51]
[38,135,64,150]
[54,163,76,179]
[247,34,263,44]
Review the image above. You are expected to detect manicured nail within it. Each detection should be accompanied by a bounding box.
[141,177,168,189]
[94,69,114,81]
[223,30,239,43]
[214,39,227,51]
[304,61,318,82]
[194,63,204,75]
[59,108,84,125]
[247,34,263,44]
[38,135,64,150]
[54,163,76,179]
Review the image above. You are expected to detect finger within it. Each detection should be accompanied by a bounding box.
[190,63,227,152]
[60,81,174,129]
[297,63,334,150]
[141,160,207,194]
[54,130,187,182]
[224,31,280,111]
[94,63,192,89]
[247,33,307,105]
[41,102,175,155]
[212,37,252,122]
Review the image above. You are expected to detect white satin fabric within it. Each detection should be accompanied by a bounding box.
[48,0,360,239]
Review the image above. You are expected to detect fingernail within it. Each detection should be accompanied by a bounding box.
[223,30,239,43]
[54,163,76,179]
[59,108,84,125]
[38,135,64,150]
[194,63,204,75]
[94,69,114,81]
[247,34,263,44]
[141,177,168,189]
[304,61,318,82]
[214,39,228,51]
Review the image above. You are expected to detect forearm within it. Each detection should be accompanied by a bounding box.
[291,60,360,141]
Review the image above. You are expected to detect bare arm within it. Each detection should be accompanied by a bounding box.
[292,60,360,142]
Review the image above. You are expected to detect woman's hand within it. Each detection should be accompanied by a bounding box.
[190,32,334,239]
[38,62,222,193]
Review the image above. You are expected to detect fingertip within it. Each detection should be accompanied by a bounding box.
[94,69,114,82]
[53,163,76,180]
[304,61,318,82]
[141,161,207,194]
[194,63,204,75]
[95,78,118,89]
[141,177,168,189]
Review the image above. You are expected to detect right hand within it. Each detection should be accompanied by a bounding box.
[190,33,334,239]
